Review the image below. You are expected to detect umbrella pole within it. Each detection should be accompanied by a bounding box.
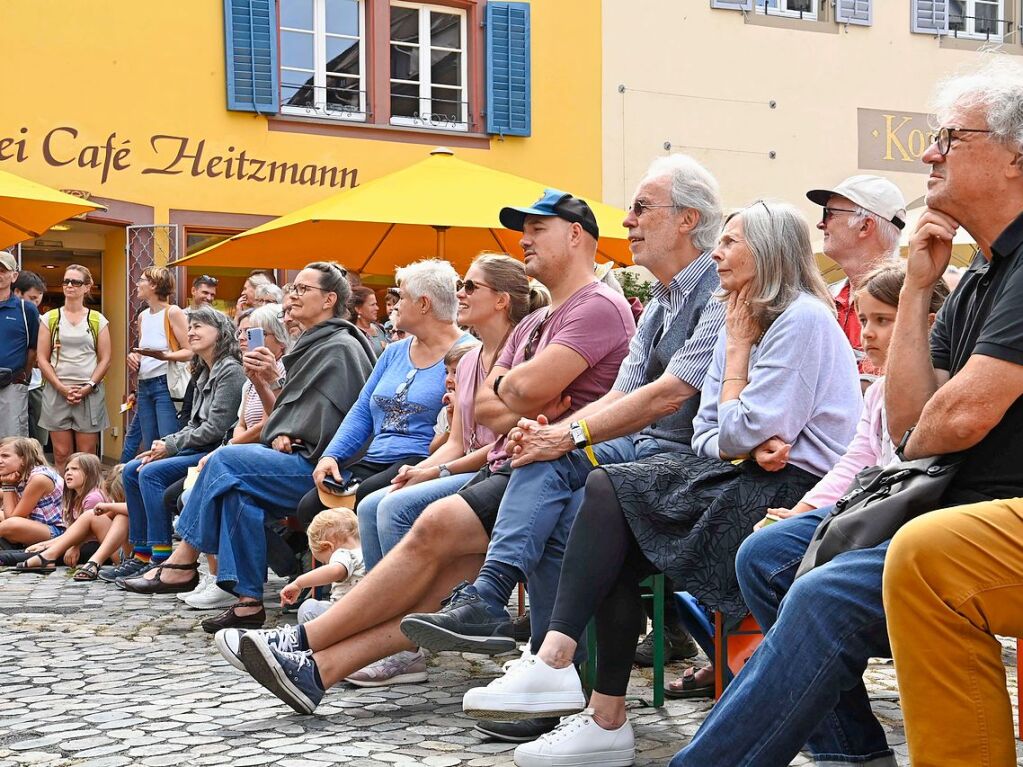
[434,226,448,259]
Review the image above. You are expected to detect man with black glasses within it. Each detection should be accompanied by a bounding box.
[808,175,906,379]
[189,274,218,310]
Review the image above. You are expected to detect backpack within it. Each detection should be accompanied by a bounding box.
[47,308,101,367]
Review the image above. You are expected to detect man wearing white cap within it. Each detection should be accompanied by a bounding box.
[0,252,40,437]
[807,175,907,377]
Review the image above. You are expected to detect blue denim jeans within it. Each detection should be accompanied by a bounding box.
[486,435,660,649]
[120,409,144,463]
[176,443,316,599]
[358,472,474,570]
[136,375,180,452]
[669,507,896,767]
[123,450,208,547]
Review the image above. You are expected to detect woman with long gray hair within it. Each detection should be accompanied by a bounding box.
[118,307,246,572]
[463,201,863,766]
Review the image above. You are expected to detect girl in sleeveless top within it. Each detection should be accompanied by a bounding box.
[0,437,64,547]
[126,266,191,458]
[37,264,112,472]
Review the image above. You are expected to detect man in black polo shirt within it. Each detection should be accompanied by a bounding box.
[671,61,1023,767]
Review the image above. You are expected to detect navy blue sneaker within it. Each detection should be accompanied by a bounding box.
[239,634,324,714]
[400,581,515,655]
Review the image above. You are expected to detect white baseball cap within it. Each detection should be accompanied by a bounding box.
[807,175,907,230]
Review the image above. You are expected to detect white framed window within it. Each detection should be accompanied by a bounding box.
[279,0,367,121]
[753,0,818,20]
[949,0,1004,40]
[389,2,468,132]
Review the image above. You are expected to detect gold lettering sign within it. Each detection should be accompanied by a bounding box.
[857,108,935,175]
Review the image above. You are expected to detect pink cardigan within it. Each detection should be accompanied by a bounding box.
[800,378,895,510]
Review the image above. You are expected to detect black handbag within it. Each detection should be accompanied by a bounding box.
[0,368,13,388]
[795,454,963,579]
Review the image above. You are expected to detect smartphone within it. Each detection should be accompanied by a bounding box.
[761,513,783,527]
[246,327,265,349]
[321,476,358,496]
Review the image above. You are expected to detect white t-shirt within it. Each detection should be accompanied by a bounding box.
[328,547,366,602]
[41,309,109,385]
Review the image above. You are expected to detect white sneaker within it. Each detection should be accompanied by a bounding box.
[514,709,634,767]
[184,579,237,610]
[177,573,212,602]
[463,649,586,721]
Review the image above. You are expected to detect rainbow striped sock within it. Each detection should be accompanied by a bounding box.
[151,545,172,564]
[133,545,152,564]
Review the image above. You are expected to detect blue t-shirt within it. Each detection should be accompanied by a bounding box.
[0,294,40,372]
[324,334,474,465]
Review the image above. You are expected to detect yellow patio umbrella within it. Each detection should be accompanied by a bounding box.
[0,167,105,249]
[172,148,632,275]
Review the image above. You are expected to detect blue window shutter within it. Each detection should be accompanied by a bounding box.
[911,0,948,34]
[486,2,531,137]
[224,0,280,113]
[836,0,872,25]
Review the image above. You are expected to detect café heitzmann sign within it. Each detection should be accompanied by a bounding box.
[0,125,359,189]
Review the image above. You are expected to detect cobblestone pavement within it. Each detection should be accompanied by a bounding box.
[0,567,1019,767]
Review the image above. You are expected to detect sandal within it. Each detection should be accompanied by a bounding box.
[73,561,101,582]
[201,600,266,634]
[15,552,57,573]
[120,561,200,595]
[664,665,715,700]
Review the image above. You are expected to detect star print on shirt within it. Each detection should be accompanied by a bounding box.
[374,389,429,433]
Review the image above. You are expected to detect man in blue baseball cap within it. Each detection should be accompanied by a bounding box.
[499,188,601,242]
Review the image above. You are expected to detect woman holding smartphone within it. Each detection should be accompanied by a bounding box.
[126,266,192,456]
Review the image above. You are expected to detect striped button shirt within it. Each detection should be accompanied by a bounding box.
[612,252,724,394]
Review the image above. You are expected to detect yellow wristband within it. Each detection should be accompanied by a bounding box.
[578,420,599,467]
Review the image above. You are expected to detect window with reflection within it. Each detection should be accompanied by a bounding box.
[949,0,1004,40]
[389,2,467,131]
[280,0,366,120]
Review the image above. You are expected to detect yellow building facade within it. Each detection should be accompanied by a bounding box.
[0,0,603,458]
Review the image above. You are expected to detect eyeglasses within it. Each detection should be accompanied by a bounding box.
[821,207,859,225]
[395,368,417,397]
[62,278,86,287]
[630,200,678,218]
[197,274,219,286]
[456,279,497,295]
[524,314,551,361]
[276,310,286,320]
[936,126,993,156]
[292,282,331,297]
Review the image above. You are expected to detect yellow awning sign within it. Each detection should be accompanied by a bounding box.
[173,148,632,275]
[0,167,105,250]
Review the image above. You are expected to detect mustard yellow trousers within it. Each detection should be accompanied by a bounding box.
[884,499,1023,767]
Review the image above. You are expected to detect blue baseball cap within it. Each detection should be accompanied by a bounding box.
[500,188,600,240]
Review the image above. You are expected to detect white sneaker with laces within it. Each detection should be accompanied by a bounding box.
[184,579,238,610]
[177,573,212,602]
[462,648,586,721]
[513,709,634,767]
[215,623,302,672]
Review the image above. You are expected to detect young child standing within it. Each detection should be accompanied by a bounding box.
[280,508,366,624]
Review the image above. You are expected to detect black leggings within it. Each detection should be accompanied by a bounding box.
[548,469,658,697]
[296,456,427,529]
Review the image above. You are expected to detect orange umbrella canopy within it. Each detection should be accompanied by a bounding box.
[173,148,632,275]
[0,168,104,249]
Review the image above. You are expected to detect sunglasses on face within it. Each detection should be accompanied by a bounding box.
[62,278,86,287]
[456,279,497,295]
[629,199,678,218]
[821,207,858,225]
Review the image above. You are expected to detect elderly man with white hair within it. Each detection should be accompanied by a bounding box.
[672,56,1023,767]
[807,174,906,378]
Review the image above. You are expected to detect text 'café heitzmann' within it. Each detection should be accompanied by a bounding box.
[0,0,603,461]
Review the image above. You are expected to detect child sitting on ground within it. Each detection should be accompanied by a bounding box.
[0,437,64,549]
[280,508,366,624]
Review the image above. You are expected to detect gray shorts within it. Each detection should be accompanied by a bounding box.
[0,383,28,438]
[38,383,110,434]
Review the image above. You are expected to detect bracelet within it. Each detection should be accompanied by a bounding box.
[578,420,599,467]
[722,377,748,384]
[1,485,18,493]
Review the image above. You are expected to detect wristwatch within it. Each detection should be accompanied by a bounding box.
[438,464,452,478]
[492,375,505,396]
[895,427,915,461]
[569,421,588,450]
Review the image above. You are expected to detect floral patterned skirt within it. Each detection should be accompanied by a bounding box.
[605,453,819,619]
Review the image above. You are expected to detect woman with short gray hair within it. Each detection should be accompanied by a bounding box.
[465,201,863,765]
[254,283,285,306]
[120,308,246,572]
